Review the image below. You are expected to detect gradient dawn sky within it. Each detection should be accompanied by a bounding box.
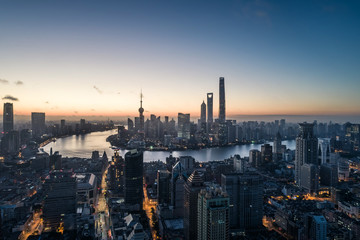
[0,0,359,119]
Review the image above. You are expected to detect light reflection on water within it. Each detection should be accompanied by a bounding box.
[43,129,295,162]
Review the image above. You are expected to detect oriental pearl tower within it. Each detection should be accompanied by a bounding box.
[139,91,144,132]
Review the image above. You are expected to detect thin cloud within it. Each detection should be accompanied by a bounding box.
[45,101,49,104]
[2,95,19,101]
[0,79,9,84]
[15,80,24,85]
[93,85,103,94]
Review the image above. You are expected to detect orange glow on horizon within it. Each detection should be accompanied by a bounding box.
[11,109,360,119]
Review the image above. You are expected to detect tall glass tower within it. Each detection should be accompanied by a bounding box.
[219,77,226,123]
[124,149,144,208]
[207,93,213,123]
[200,101,206,123]
[3,102,14,134]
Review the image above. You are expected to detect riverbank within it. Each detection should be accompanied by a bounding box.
[40,128,117,148]
[106,133,295,152]
[42,129,295,161]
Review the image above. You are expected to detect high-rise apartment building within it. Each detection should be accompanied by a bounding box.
[31,112,46,137]
[221,172,263,232]
[295,123,318,186]
[249,149,261,167]
[3,103,14,134]
[109,151,125,193]
[184,170,204,240]
[219,77,225,123]
[198,186,229,240]
[124,149,143,208]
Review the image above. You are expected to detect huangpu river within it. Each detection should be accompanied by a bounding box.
[42,129,295,162]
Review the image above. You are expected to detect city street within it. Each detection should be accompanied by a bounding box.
[18,212,42,240]
[95,167,111,240]
[143,184,158,239]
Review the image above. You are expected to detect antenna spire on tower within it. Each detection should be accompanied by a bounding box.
[140,89,143,108]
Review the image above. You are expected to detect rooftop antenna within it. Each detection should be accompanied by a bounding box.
[140,89,143,108]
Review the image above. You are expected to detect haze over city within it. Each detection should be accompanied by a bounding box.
[1,0,359,122]
[2,1,360,240]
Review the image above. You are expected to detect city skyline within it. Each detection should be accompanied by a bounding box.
[1,1,360,119]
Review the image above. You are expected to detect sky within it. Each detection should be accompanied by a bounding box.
[0,0,359,121]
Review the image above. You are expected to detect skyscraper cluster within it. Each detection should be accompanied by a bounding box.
[202,77,226,135]
[1,103,48,155]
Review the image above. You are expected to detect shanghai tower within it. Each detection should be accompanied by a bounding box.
[219,77,226,123]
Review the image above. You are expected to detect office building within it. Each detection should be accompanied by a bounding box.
[200,101,206,123]
[80,118,86,131]
[3,102,14,134]
[338,158,349,181]
[261,143,272,163]
[344,123,360,152]
[218,121,228,146]
[318,138,331,164]
[0,130,19,154]
[30,152,49,171]
[124,149,143,208]
[49,151,62,170]
[219,77,226,123]
[60,119,66,134]
[128,118,134,130]
[170,161,187,217]
[304,215,327,240]
[300,164,319,193]
[76,173,97,206]
[273,132,282,161]
[207,93,213,132]
[184,170,204,240]
[200,101,206,132]
[295,123,318,186]
[221,172,263,232]
[31,112,46,137]
[157,170,171,204]
[198,186,229,240]
[177,113,190,139]
[43,170,77,232]
[320,163,338,187]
